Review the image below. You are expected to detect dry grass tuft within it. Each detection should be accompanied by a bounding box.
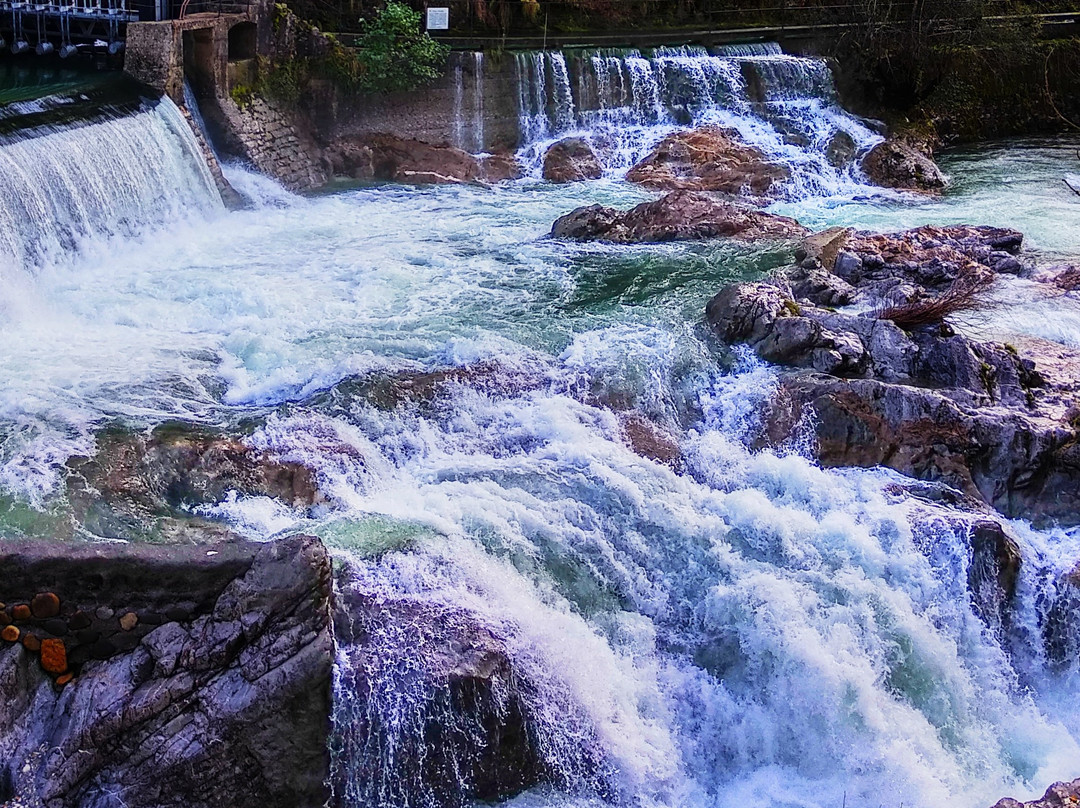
[876,269,997,329]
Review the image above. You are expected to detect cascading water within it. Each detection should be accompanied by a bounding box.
[0,80,222,272]
[452,52,487,153]
[512,44,883,197]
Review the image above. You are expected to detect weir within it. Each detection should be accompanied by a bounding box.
[0,80,221,270]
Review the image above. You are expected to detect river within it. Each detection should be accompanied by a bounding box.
[1,53,1079,808]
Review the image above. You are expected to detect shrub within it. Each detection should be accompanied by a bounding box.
[352,2,450,93]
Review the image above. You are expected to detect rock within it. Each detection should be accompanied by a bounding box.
[1,625,19,642]
[626,126,789,197]
[1039,264,1080,290]
[12,604,30,621]
[479,150,523,182]
[551,190,808,244]
[825,130,857,168]
[327,134,484,185]
[764,370,1080,524]
[22,633,41,652]
[314,359,550,414]
[990,779,1080,808]
[860,138,948,191]
[30,592,60,619]
[786,266,858,307]
[39,637,67,675]
[542,137,603,182]
[332,581,602,807]
[968,520,1022,628]
[119,611,139,631]
[65,423,322,541]
[619,411,681,467]
[799,227,852,271]
[0,535,333,808]
[706,229,1080,523]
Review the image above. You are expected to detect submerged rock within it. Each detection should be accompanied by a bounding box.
[65,422,322,541]
[0,535,333,808]
[542,137,603,182]
[551,190,808,244]
[860,137,948,191]
[626,126,789,197]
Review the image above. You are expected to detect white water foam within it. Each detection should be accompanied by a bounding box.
[510,45,883,198]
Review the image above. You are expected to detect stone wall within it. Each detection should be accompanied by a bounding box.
[298,52,523,153]
[217,94,329,191]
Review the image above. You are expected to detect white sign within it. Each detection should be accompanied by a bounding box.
[426,7,449,30]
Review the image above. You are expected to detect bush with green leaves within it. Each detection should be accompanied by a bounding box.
[352,2,450,93]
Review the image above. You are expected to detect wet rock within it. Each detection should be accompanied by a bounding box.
[65,422,322,540]
[328,133,482,185]
[706,222,1080,523]
[991,779,1080,808]
[626,126,789,197]
[763,370,1080,524]
[825,130,857,168]
[314,359,550,414]
[332,585,580,807]
[480,150,524,182]
[860,137,948,191]
[542,137,603,182]
[551,190,808,244]
[619,411,681,467]
[1038,264,1080,290]
[968,519,1022,628]
[0,535,333,808]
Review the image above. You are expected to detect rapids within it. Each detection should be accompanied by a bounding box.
[1,56,1080,808]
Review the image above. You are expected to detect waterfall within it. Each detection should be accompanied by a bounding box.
[513,44,883,197]
[0,84,222,271]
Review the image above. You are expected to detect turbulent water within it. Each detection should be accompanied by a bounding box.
[2,55,1080,808]
[510,44,883,198]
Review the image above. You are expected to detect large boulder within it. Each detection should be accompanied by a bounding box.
[0,535,334,808]
[542,137,603,182]
[331,581,603,807]
[326,134,482,185]
[551,190,808,244]
[626,126,789,197]
[860,137,948,191]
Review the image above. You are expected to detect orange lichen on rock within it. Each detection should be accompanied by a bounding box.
[22,633,41,652]
[2,625,21,642]
[55,673,74,687]
[39,638,67,675]
[12,604,30,621]
[31,592,61,619]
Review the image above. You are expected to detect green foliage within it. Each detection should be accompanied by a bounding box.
[260,57,307,104]
[351,2,449,93]
[230,83,256,108]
